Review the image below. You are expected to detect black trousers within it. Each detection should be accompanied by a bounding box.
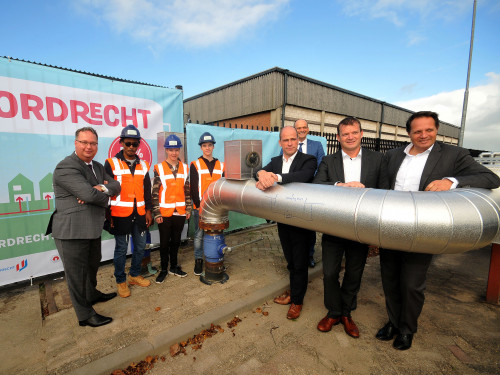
[54,237,102,321]
[277,223,311,305]
[158,215,186,270]
[380,248,433,334]
[322,234,368,317]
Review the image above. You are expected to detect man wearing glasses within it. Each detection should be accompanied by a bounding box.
[49,127,120,327]
[104,125,153,299]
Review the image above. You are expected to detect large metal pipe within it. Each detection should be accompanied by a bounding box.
[200,178,500,254]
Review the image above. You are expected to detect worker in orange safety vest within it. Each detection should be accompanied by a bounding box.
[189,132,224,276]
[104,125,152,298]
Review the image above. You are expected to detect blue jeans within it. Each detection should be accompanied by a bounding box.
[193,209,204,260]
[113,221,147,283]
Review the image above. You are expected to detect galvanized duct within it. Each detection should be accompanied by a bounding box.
[200,179,500,254]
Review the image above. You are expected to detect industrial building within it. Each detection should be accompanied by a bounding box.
[184,67,460,152]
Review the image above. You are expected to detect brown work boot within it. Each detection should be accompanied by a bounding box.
[128,275,151,287]
[117,282,131,298]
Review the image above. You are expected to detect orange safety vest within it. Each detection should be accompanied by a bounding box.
[192,158,224,209]
[107,157,150,217]
[155,161,188,217]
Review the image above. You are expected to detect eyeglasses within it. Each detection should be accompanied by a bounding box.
[124,142,140,148]
[76,140,98,147]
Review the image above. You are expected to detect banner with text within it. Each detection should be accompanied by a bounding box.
[0,57,183,286]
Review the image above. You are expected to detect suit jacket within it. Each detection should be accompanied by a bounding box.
[260,152,317,184]
[385,142,500,191]
[50,153,121,240]
[313,148,389,189]
[306,138,325,168]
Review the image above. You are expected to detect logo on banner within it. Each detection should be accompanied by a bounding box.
[16,259,28,272]
[51,255,60,263]
[108,137,153,166]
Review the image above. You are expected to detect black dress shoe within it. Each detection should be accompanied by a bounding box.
[376,321,399,341]
[393,333,413,350]
[91,292,117,305]
[79,313,113,327]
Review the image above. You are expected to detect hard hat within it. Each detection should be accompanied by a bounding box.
[164,134,183,149]
[120,125,141,139]
[198,132,216,145]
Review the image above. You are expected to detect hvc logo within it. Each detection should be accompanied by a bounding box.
[16,259,28,272]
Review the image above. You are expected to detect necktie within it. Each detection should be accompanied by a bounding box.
[299,142,303,152]
[87,163,95,177]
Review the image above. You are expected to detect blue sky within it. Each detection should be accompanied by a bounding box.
[3,0,500,150]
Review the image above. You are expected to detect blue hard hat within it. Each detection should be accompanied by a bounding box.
[120,125,141,139]
[164,134,183,148]
[198,132,216,145]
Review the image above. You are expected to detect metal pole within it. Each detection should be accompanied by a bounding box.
[458,0,477,147]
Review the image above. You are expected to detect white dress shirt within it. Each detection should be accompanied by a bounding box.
[395,143,457,191]
[298,139,307,154]
[277,151,298,182]
[341,149,362,183]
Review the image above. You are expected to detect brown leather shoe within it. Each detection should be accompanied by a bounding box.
[341,316,360,338]
[287,303,302,320]
[273,290,291,305]
[317,315,341,332]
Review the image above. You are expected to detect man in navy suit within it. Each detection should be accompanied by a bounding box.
[313,117,389,339]
[256,126,317,320]
[376,111,500,350]
[294,119,325,267]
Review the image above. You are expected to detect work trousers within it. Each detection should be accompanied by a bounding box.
[158,215,186,271]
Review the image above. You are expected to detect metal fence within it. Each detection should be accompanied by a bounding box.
[309,131,407,155]
[208,122,486,156]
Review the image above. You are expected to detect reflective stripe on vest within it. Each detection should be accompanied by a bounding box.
[155,161,188,217]
[108,157,149,217]
[193,158,224,209]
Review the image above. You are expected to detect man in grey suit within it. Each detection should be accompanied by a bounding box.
[294,119,325,268]
[313,117,389,338]
[49,127,121,327]
[376,111,500,350]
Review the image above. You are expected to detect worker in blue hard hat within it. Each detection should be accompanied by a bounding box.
[104,124,153,298]
[190,131,224,276]
[152,134,192,283]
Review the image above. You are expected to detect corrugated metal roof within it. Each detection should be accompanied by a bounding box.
[2,56,167,88]
[184,66,459,130]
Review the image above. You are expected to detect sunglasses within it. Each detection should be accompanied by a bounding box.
[124,142,139,148]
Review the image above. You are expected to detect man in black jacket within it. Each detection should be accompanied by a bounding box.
[313,117,389,338]
[256,126,317,320]
[377,111,500,350]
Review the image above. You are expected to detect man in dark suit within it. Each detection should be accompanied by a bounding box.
[376,111,500,350]
[256,126,317,320]
[49,127,121,327]
[294,119,326,268]
[313,117,389,338]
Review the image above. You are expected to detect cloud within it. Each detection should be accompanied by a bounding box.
[337,0,471,26]
[75,0,289,47]
[395,72,500,151]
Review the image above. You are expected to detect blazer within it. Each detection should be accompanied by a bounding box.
[260,152,317,184]
[313,148,389,189]
[49,153,121,240]
[385,142,500,191]
[306,138,325,168]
